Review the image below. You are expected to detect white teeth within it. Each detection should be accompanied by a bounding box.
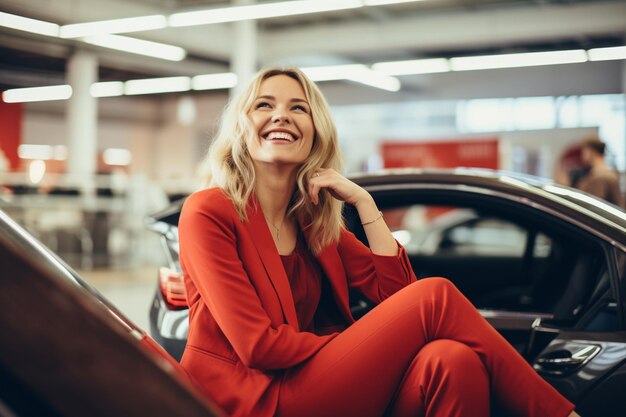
[266,131,295,142]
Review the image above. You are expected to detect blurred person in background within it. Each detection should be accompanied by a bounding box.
[178,67,578,417]
[575,136,623,207]
[558,136,623,207]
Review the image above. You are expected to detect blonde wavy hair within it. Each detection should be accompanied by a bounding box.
[201,67,344,254]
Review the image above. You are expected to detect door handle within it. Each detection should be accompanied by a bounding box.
[534,344,601,376]
[536,355,585,367]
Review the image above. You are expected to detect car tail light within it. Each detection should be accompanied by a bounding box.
[159,267,188,309]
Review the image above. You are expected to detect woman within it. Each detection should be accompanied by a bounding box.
[179,67,578,417]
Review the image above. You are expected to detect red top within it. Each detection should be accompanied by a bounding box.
[280,235,321,333]
[281,232,347,335]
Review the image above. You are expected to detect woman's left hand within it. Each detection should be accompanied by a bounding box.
[308,168,372,206]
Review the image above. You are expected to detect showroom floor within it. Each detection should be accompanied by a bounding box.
[78,265,156,331]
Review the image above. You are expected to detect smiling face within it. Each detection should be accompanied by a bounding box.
[246,74,315,167]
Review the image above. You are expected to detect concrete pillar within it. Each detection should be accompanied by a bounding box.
[622,60,626,175]
[66,51,98,179]
[620,60,626,187]
[230,0,258,97]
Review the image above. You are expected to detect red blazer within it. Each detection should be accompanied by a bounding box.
[179,188,416,417]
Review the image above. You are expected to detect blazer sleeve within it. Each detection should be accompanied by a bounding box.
[337,228,416,303]
[179,193,337,371]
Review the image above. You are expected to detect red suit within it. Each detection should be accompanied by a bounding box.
[179,188,574,417]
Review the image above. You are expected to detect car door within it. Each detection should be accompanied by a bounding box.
[528,247,626,417]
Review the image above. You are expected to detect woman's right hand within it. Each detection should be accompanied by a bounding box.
[308,168,372,207]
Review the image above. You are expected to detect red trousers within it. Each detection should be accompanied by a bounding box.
[276,278,575,417]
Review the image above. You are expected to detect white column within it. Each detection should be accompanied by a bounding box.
[230,0,258,97]
[66,51,98,179]
[622,60,626,174]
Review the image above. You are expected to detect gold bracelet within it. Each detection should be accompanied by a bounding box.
[361,211,383,226]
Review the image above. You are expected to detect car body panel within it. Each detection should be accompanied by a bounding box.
[0,209,222,417]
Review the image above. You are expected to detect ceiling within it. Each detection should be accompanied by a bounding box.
[0,0,625,98]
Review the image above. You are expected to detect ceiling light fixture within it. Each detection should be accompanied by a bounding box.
[103,148,132,166]
[169,0,362,27]
[82,34,186,61]
[302,64,364,82]
[90,81,125,98]
[0,11,59,36]
[192,73,238,90]
[372,58,450,75]
[347,66,401,92]
[18,144,53,160]
[3,85,72,103]
[1,0,433,41]
[59,15,167,38]
[18,144,66,161]
[587,46,626,62]
[450,49,588,71]
[302,65,400,92]
[363,0,429,5]
[125,77,191,95]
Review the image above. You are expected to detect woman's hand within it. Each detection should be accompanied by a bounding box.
[308,168,371,206]
[309,168,398,256]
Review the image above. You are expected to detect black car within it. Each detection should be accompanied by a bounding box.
[0,209,223,417]
[146,168,626,417]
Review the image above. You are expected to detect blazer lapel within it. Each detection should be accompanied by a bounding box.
[244,197,300,330]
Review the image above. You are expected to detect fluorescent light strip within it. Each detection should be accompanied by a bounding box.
[0,1,431,41]
[18,144,53,160]
[125,76,191,95]
[91,81,125,98]
[17,144,67,160]
[8,45,621,102]
[82,34,186,61]
[302,64,363,82]
[588,46,626,62]
[364,0,429,5]
[3,85,72,103]
[0,11,59,36]
[192,73,238,90]
[347,66,401,91]
[169,0,361,27]
[302,65,400,92]
[59,15,167,38]
[52,0,431,35]
[372,58,449,75]
[103,148,132,166]
[450,49,588,71]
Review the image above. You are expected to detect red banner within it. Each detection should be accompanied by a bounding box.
[381,137,499,169]
[0,100,22,171]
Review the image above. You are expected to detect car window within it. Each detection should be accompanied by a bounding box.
[440,218,526,256]
[377,202,604,318]
[387,205,552,258]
